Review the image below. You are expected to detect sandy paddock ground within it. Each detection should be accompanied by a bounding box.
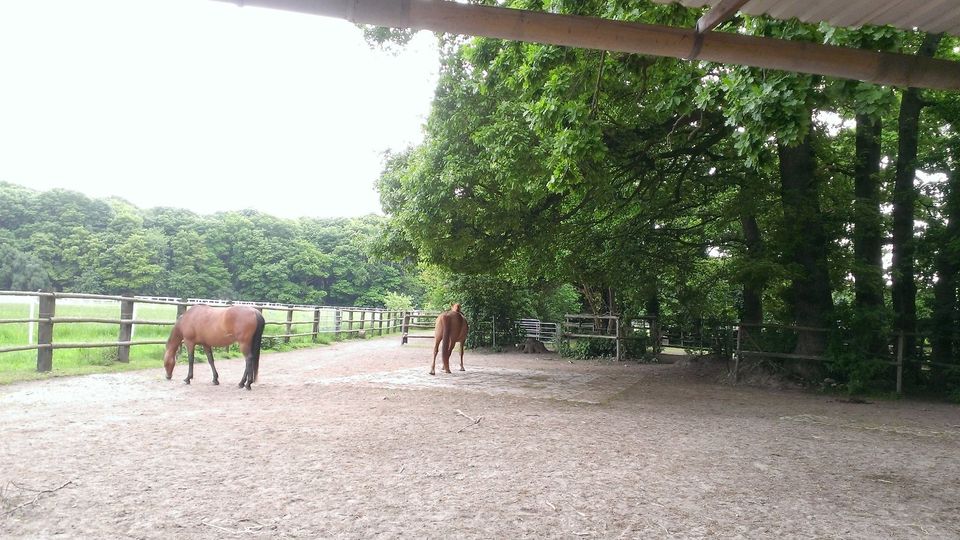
[1,337,958,539]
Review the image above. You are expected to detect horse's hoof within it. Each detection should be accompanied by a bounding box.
[212,380,219,386]
[183,379,190,385]
[245,385,252,391]
[460,368,465,371]
[428,371,435,376]
[165,375,171,380]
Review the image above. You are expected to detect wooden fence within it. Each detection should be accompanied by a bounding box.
[731,322,956,394]
[0,291,406,372]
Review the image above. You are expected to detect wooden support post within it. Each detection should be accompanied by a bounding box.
[312,307,321,343]
[334,309,342,339]
[378,310,384,336]
[348,310,355,336]
[117,296,134,363]
[176,299,188,320]
[359,310,366,333]
[36,294,55,372]
[285,307,294,344]
[401,312,409,344]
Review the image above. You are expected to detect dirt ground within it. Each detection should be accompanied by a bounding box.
[1,337,958,539]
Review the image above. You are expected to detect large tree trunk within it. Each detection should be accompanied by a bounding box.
[777,124,833,372]
[646,290,661,352]
[892,33,942,383]
[739,212,764,325]
[931,168,960,386]
[852,111,886,355]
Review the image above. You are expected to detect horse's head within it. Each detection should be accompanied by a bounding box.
[451,303,461,312]
[162,347,176,380]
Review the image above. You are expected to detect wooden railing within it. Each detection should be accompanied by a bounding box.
[731,323,955,394]
[0,291,407,372]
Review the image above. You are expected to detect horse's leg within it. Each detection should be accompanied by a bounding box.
[184,344,195,384]
[238,356,251,390]
[204,345,219,385]
[443,339,454,373]
[240,342,254,390]
[429,334,441,376]
[459,341,465,371]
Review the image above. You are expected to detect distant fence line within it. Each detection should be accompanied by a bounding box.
[0,290,408,373]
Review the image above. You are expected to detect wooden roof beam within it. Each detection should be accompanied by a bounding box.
[696,0,752,34]
[213,0,960,91]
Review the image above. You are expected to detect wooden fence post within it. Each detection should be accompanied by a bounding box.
[334,309,342,339]
[378,310,384,336]
[312,307,321,343]
[348,310,355,336]
[28,297,36,345]
[176,299,188,320]
[401,312,409,344]
[615,317,621,361]
[285,306,294,344]
[732,323,742,382]
[36,293,55,372]
[117,296,134,363]
[359,310,366,333]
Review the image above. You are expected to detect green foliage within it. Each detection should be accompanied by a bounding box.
[558,337,647,360]
[383,291,414,311]
[0,241,51,290]
[0,183,424,307]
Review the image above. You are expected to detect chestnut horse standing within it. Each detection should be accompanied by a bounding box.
[430,303,468,375]
[163,305,266,390]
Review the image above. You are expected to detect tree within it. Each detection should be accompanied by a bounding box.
[0,239,51,291]
[891,33,944,378]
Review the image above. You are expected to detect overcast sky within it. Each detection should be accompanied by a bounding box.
[0,0,438,219]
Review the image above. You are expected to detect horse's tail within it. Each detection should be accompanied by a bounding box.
[441,312,454,364]
[251,310,266,382]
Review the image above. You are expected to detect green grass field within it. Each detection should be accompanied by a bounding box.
[0,301,393,385]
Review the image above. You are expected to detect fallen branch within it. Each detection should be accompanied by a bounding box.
[456,415,484,433]
[201,521,240,535]
[2,479,74,516]
[456,409,477,423]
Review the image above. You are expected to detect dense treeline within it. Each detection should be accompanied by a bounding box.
[373,1,960,394]
[0,181,424,307]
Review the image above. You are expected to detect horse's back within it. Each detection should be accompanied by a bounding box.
[435,310,468,342]
[179,305,261,346]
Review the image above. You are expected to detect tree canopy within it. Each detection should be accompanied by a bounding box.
[374,0,960,394]
[0,182,424,307]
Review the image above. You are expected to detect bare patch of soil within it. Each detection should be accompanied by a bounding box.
[1,338,958,538]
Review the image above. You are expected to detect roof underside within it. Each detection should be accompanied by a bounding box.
[653,0,960,36]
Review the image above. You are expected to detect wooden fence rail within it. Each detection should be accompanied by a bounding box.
[731,323,956,395]
[0,291,407,372]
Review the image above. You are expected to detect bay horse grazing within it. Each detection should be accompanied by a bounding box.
[163,305,266,390]
[430,303,468,375]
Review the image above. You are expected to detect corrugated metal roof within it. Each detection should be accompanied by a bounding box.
[653,0,960,36]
